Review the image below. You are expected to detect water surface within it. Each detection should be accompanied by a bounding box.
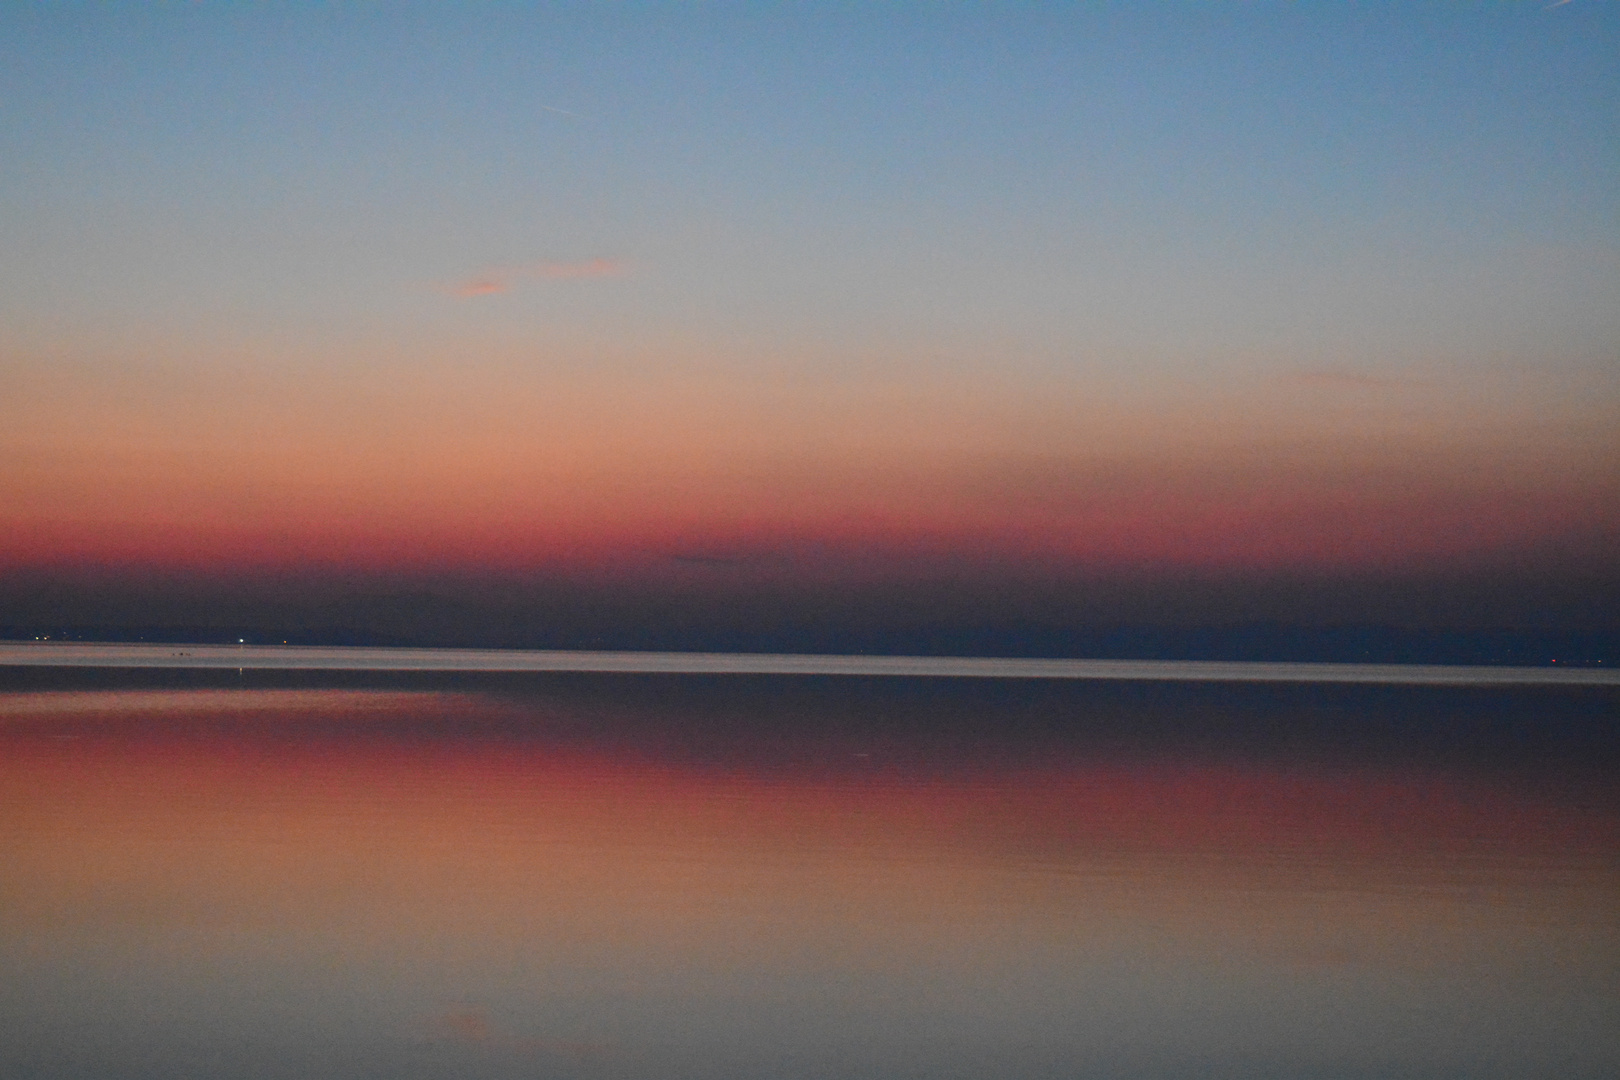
[2,674,1616,1078]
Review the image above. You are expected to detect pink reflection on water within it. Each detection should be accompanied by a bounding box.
[1,688,1617,1078]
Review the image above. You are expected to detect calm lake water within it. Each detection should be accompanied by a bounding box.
[2,672,1616,1079]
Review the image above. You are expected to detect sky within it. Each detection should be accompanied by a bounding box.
[2,3,1617,654]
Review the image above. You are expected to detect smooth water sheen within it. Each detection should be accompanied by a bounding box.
[2,676,1616,1079]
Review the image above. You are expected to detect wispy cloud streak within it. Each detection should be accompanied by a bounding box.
[443,257,628,298]
[1283,370,1430,390]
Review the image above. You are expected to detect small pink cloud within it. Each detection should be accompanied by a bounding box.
[442,257,629,297]
[450,278,509,298]
[1284,370,1427,390]
[438,1007,490,1041]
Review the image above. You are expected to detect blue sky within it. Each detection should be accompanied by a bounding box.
[5,2,1613,359]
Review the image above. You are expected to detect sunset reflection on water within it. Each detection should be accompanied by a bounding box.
[2,683,1616,1079]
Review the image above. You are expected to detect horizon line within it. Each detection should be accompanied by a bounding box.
[0,642,1615,686]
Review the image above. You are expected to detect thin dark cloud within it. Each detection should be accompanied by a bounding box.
[669,548,789,569]
[428,1005,609,1059]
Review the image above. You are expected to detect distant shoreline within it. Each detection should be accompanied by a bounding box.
[1,642,1614,686]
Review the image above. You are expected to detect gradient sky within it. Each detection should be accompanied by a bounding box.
[2,4,1617,643]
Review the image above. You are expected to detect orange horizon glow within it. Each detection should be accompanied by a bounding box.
[6,361,1615,578]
